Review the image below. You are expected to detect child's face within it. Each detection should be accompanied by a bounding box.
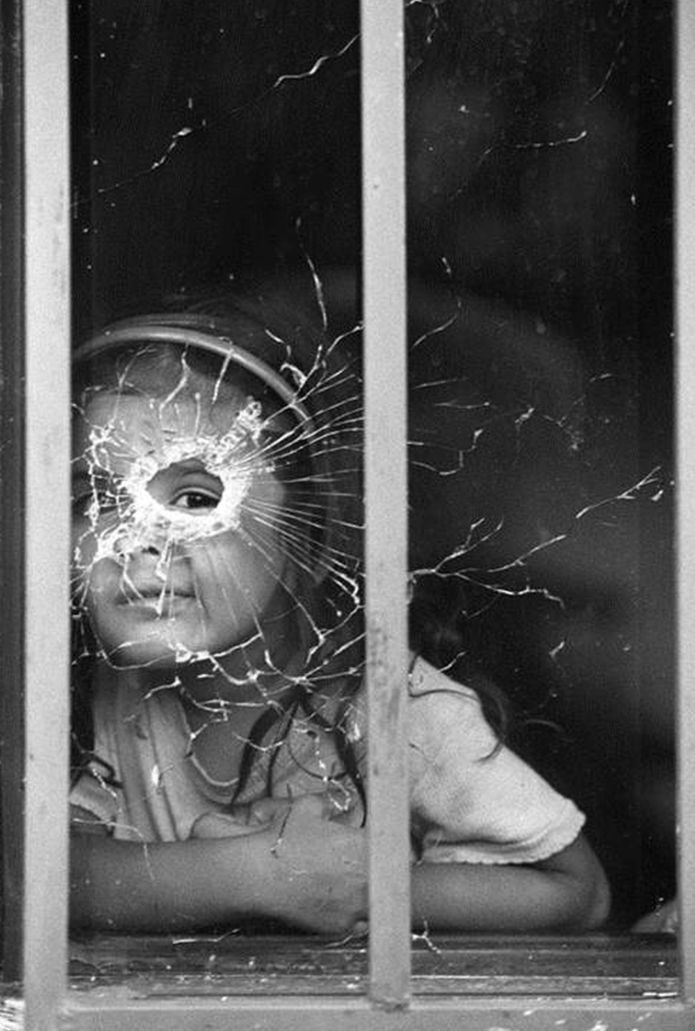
[72,380,290,668]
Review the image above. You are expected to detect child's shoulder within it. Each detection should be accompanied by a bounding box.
[346,657,488,744]
[408,656,481,707]
[407,657,494,751]
[405,657,503,780]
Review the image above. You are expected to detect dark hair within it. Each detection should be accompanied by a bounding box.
[409,576,511,741]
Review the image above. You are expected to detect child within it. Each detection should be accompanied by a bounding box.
[69,294,610,935]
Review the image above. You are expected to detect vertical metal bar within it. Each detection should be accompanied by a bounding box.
[22,0,71,1026]
[676,0,695,1005]
[360,0,410,1009]
[0,0,27,986]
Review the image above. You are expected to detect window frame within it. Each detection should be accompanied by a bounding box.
[1,0,694,1027]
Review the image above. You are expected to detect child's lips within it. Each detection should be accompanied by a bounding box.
[118,583,197,605]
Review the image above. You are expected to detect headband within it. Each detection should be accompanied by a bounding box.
[73,315,315,430]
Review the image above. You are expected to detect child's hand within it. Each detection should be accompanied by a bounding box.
[245,794,322,825]
[256,794,368,936]
[190,793,345,840]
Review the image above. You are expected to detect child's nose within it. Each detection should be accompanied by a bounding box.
[115,544,158,564]
[112,525,169,561]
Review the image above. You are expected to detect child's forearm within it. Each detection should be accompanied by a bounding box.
[70,796,369,935]
[411,836,611,932]
[70,831,273,932]
[72,818,607,935]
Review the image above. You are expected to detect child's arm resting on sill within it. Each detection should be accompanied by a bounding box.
[70,795,369,935]
[412,832,611,931]
[71,796,608,935]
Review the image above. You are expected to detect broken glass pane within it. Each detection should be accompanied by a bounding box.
[67,0,673,967]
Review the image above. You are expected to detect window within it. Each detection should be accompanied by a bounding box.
[2,1,694,1028]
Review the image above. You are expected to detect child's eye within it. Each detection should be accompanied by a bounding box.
[170,489,221,512]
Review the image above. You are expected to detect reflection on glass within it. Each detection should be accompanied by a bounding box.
[67,0,672,951]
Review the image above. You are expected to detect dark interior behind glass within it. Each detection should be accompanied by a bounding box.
[69,0,672,936]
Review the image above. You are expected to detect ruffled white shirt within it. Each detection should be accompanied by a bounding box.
[70,657,584,865]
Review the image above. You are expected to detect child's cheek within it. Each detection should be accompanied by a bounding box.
[71,528,121,606]
[255,474,285,509]
[72,506,121,562]
[71,526,96,578]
